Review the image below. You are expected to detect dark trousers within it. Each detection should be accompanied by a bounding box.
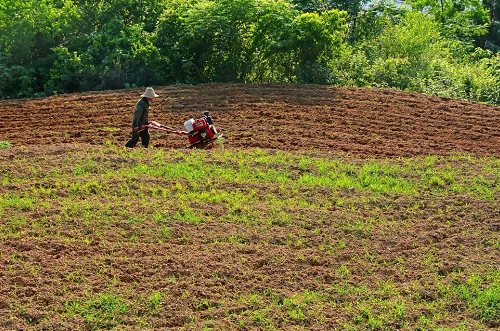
[125,130,150,148]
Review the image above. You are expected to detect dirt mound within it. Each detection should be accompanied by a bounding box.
[2,84,499,157]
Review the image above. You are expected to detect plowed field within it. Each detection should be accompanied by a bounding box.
[1,85,500,331]
[2,84,500,157]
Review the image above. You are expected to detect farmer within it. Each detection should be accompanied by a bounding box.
[125,87,159,148]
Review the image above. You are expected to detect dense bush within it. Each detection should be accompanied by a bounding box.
[332,2,500,104]
[0,0,499,105]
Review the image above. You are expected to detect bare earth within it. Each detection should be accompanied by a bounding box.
[2,83,500,157]
[1,84,500,330]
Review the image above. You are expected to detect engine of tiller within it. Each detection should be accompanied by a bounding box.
[146,111,221,149]
[184,111,219,148]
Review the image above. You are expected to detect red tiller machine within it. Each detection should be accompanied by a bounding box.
[145,111,222,149]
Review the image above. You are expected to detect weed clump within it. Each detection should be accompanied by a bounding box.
[0,140,12,149]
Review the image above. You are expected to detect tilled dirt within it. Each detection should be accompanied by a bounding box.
[2,84,500,157]
[1,146,500,330]
[2,85,500,330]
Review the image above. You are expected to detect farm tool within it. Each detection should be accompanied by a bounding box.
[145,111,222,149]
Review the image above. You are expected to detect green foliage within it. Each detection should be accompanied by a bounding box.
[180,0,255,82]
[0,141,12,149]
[290,10,348,83]
[410,0,490,44]
[370,11,442,62]
[44,46,86,94]
[0,0,499,104]
[454,273,500,322]
[329,47,371,86]
[483,0,500,51]
[65,292,128,330]
[332,2,500,104]
[466,53,500,103]
[0,57,36,99]
[367,11,444,89]
[245,0,300,82]
[290,0,363,15]
[475,284,500,321]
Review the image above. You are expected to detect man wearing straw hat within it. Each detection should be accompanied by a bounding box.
[125,87,159,148]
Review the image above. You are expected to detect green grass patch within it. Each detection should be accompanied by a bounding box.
[0,140,12,149]
[455,272,500,322]
[65,292,128,330]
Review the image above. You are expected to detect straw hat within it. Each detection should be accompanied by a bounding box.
[142,87,159,98]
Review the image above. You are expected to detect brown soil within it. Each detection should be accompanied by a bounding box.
[2,83,500,157]
[1,145,499,330]
[1,85,500,330]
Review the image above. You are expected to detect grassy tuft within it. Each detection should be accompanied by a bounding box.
[0,140,12,149]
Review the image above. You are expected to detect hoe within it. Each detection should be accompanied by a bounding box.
[145,111,222,149]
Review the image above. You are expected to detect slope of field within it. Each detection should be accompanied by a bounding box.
[1,85,500,330]
[1,84,500,157]
[1,146,500,330]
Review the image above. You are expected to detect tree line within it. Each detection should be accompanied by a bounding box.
[1,0,499,104]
